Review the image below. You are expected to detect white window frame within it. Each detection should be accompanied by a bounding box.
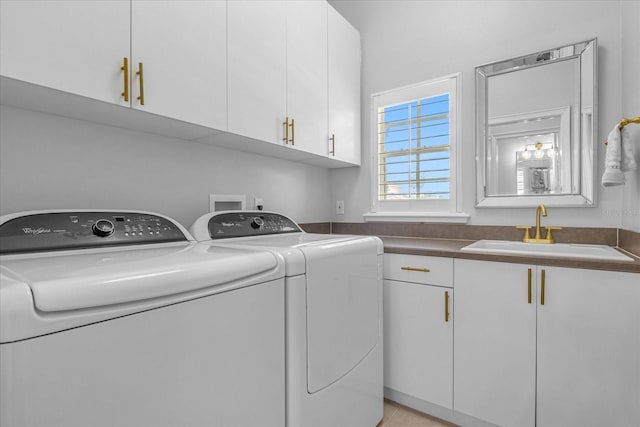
[366,73,467,223]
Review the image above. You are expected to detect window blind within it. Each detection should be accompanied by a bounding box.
[377,94,451,200]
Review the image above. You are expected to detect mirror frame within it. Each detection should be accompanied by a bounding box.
[475,39,597,208]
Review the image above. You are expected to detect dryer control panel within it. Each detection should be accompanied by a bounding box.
[0,212,188,254]
[207,211,302,239]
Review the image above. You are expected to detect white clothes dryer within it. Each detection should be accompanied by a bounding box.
[0,210,286,427]
[190,211,383,427]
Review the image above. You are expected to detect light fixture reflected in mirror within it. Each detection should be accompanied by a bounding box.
[516,141,558,195]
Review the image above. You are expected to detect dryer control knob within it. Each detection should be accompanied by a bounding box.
[250,217,264,229]
[92,219,115,237]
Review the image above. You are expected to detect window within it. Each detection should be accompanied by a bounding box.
[368,73,466,222]
[379,94,451,200]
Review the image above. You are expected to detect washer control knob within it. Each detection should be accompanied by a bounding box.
[250,217,264,229]
[92,219,115,237]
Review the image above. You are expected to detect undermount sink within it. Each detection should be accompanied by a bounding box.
[461,240,635,262]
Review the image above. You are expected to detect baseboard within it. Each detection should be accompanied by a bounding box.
[383,387,499,427]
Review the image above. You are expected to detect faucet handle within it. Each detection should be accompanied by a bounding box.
[516,225,532,242]
[544,226,562,243]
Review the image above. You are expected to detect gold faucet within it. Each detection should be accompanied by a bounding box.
[534,204,547,240]
[516,204,561,243]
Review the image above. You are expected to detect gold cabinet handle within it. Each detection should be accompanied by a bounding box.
[136,62,145,105]
[400,266,430,273]
[121,57,129,102]
[329,134,336,156]
[540,269,546,305]
[289,118,295,145]
[282,117,289,144]
[527,268,532,304]
[445,291,450,322]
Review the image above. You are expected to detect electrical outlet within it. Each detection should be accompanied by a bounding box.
[336,200,345,215]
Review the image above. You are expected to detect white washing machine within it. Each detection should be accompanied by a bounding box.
[190,211,383,427]
[0,209,286,427]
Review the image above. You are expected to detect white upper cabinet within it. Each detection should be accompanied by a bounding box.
[2,0,360,167]
[227,0,287,145]
[285,0,328,157]
[228,0,328,156]
[327,4,361,165]
[131,1,226,130]
[1,0,226,130]
[0,0,130,106]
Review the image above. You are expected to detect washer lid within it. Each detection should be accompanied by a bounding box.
[215,232,362,248]
[1,243,283,342]
[199,233,381,277]
[20,244,279,311]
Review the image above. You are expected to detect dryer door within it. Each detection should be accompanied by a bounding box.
[304,237,381,393]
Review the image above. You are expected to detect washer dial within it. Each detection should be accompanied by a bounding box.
[92,219,115,237]
[250,217,264,229]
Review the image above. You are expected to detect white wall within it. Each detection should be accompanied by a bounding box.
[329,0,634,227]
[2,1,635,231]
[0,106,332,228]
[621,0,640,232]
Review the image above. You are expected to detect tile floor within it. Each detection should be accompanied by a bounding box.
[377,399,460,427]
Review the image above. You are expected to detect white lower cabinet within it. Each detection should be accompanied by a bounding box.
[383,254,453,409]
[454,259,640,427]
[454,260,536,427]
[536,266,640,427]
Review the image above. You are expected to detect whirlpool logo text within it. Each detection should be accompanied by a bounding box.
[21,227,51,235]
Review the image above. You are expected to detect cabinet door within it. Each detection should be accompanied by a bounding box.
[327,4,361,165]
[0,0,130,105]
[454,259,536,427]
[131,1,226,129]
[537,267,640,427]
[285,1,327,156]
[384,279,453,409]
[228,0,287,145]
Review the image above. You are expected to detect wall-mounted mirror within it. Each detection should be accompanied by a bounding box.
[475,39,597,207]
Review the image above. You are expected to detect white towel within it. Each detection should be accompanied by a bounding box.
[620,125,637,172]
[602,124,625,186]
[601,123,637,186]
